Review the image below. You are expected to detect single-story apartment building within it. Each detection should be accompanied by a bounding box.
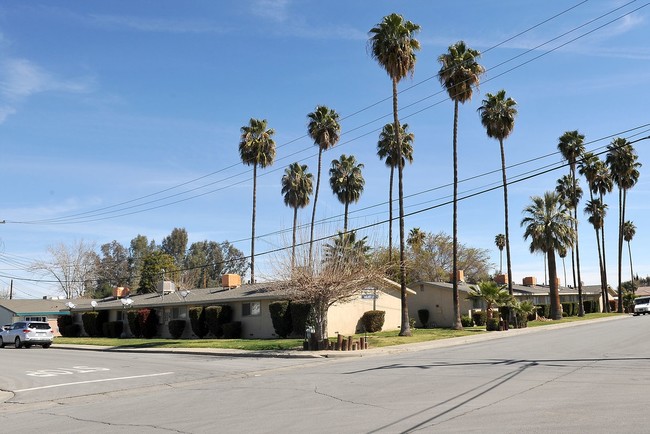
[0,298,70,336]
[408,275,614,327]
[66,276,415,339]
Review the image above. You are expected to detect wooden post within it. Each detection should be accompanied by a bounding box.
[352,343,357,351]
[347,336,353,351]
[337,334,343,351]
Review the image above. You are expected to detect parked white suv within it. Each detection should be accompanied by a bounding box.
[633,296,650,316]
[0,321,54,348]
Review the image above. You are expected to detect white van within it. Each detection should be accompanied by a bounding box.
[633,296,650,315]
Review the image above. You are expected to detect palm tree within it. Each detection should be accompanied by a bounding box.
[589,159,614,311]
[468,281,511,320]
[239,118,276,283]
[369,13,420,336]
[606,138,641,312]
[324,231,371,268]
[281,163,313,269]
[584,198,608,310]
[377,123,414,261]
[494,234,505,274]
[558,245,568,290]
[438,41,485,329]
[555,173,583,290]
[623,220,636,282]
[579,152,610,309]
[407,227,426,251]
[557,130,586,316]
[521,191,575,320]
[329,154,365,232]
[478,90,517,294]
[307,105,341,265]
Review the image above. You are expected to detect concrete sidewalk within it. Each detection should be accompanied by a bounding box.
[54,314,628,359]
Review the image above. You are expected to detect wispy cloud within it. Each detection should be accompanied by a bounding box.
[0,58,92,123]
[88,14,230,34]
[250,0,291,22]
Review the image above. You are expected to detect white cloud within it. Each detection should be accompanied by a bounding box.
[251,0,291,22]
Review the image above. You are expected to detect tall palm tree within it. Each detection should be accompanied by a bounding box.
[584,198,608,310]
[377,123,415,261]
[557,130,586,316]
[494,234,505,274]
[438,41,485,329]
[558,245,568,290]
[407,227,426,251]
[478,90,517,294]
[239,118,276,284]
[521,191,575,320]
[623,220,636,282]
[324,231,371,268]
[606,138,641,312]
[590,159,614,311]
[555,173,583,290]
[329,154,365,232]
[281,163,313,269]
[307,105,341,265]
[369,13,420,336]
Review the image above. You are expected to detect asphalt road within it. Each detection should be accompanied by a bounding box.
[0,315,646,433]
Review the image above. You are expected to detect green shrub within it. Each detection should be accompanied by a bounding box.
[409,317,416,330]
[189,306,207,338]
[561,303,573,317]
[137,308,159,339]
[584,299,599,314]
[472,311,487,326]
[360,310,385,333]
[57,315,74,337]
[515,312,528,328]
[96,310,109,337]
[269,301,292,338]
[486,318,500,331]
[102,321,123,338]
[127,310,141,337]
[168,319,186,339]
[222,321,242,339]
[205,305,224,337]
[65,323,82,337]
[289,302,312,337]
[537,305,550,318]
[417,309,429,328]
[461,315,474,327]
[82,311,99,337]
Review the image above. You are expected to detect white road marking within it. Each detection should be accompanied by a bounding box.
[15,372,174,392]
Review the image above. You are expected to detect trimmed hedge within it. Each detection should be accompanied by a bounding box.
[137,308,159,339]
[82,311,99,337]
[189,306,208,338]
[360,310,385,333]
[127,310,141,338]
[486,318,500,331]
[461,315,474,327]
[583,300,598,314]
[57,315,75,337]
[472,311,487,327]
[96,310,109,337]
[205,305,232,338]
[417,309,430,328]
[222,321,242,339]
[168,319,186,339]
[102,321,123,338]
[269,301,292,338]
[289,302,312,337]
[65,323,82,337]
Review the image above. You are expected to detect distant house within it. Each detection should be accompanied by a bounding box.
[66,276,415,339]
[0,299,70,336]
[408,274,610,327]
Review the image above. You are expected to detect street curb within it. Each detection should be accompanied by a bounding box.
[53,315,629,359]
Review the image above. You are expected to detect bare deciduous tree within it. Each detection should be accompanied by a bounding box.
[30,240,98,299]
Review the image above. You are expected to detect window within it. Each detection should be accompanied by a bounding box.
[242,302,261,317]
[26,316,46,322]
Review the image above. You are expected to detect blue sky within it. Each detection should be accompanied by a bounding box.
[1,0,649,299]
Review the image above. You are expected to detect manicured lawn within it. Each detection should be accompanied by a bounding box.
[56,313,622,351]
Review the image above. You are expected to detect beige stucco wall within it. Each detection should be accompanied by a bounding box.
[327,289,403,336]
[407,283,473,328]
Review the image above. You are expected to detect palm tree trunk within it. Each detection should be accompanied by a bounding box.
[251,164,257,284]
[618,188,625,313]
[309,149,324,267]
[600,191,610,312]
[628,240,634,282]
[572,168,584,316]
[344,201,349,232]
[548,249,561,320]
[593,224,606,312]
[291,206,298,270]
[452,100,461,330]
[393,77,411,337]
[499,138,513,295]
[562,256,567,290]
[388,166,394,262]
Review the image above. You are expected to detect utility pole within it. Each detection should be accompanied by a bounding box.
[9,280,13,299]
